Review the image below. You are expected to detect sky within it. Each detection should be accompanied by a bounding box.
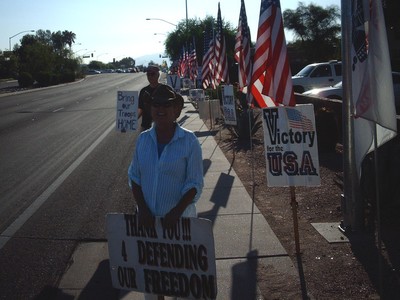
[0,0,340,66]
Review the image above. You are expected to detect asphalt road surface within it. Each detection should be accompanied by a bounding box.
[0,73,148,299]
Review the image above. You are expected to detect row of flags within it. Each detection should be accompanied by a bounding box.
[201,0,396,183]
[177,41,198,81]
[201,0,295,108]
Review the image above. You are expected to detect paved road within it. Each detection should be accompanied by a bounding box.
[0,73,146,299]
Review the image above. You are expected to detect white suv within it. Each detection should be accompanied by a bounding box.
[292,60,342,93]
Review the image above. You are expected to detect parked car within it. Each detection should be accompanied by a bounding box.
[292,60,342,93]
[302,81,343,100]
[303,72,400,114]
[86,69,101,75]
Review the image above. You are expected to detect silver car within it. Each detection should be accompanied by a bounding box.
[303,72,400,112]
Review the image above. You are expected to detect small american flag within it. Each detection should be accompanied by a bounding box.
[189,40,198,81]
[234,0,251,90]
[250,0,295,108]
[214,3,229,86]
[286,109,314,132]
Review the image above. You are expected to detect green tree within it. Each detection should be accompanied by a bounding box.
[283,2,341,62]
[14,29,80,85]
[164,16,236,81]
[118,57,135,68]
[17,35,54,80]
[62,30,76,48]
[88,60,106,70]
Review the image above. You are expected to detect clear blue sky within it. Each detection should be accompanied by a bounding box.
[0,0,340,65]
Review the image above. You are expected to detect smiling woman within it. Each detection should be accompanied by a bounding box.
[128,82,203,228]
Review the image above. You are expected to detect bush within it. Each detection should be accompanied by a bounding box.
[60,71,75,83]
[18,72,34,87]
[228,108,262,140]
[51,73,61,85]
[36,71,52,87]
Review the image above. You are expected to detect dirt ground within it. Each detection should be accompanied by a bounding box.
[210,111,400,300]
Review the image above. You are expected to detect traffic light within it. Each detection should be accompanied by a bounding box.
[91,53,93,57]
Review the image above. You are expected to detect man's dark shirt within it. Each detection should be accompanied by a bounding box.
[138,84,159,130]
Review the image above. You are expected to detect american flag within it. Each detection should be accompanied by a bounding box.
[202,29,215,89]
[234,0,251,90]
[179,47,189,78]
[286,108,314,132]
[250,0,295,108]
[189,40,198,81]
[214,3,229,86]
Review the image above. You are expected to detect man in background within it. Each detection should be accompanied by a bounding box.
[138,65,161,130]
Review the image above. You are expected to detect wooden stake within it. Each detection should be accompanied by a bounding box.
[290,186,301,255]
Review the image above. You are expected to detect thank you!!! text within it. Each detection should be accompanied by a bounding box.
[107,213,217,299]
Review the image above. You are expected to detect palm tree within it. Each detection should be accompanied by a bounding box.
[62,30,76,48]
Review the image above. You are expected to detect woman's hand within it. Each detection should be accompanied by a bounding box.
[163,206,182,229]
[138,205,155,229]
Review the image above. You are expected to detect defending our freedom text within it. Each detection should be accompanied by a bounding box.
[107,213,217,299]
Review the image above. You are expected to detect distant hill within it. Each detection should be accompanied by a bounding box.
[134,53,171,67]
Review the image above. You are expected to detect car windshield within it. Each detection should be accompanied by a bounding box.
[295,65,315,77]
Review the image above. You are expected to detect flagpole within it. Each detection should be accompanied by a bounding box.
[373,124,383,295]
[340,0,361,232]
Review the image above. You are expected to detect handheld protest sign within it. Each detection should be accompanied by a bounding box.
[222,85,237,126]
[262,104,321,187]
[116,91,139,132]
[107,213,217,299]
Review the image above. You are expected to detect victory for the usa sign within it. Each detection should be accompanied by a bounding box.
[262,104,320,187]
[107,213,217,299]
[116,91,138,132]
[167,75,181,92]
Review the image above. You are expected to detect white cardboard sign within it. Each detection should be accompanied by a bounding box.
[167,75,181,91]
[262,104,320,187]
[222,85,237,126]
[116,91,138,132]
[107,213,217,299]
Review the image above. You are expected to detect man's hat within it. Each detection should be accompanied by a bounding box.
[151,84,176,104]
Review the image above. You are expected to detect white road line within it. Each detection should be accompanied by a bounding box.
[0,122,116,250]
[53,107,64,113]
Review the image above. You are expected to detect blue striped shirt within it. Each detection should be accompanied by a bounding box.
[128,124,204,217]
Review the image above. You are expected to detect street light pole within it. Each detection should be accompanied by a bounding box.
[185,0,188,28]
[146,18,177,27]
[9,30,35,51]
[74,48,87,55]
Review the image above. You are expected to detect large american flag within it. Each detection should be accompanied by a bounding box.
[214,3,229,86]
[250,0,295,108]
[201,29,215,89]
[234,0,251,90]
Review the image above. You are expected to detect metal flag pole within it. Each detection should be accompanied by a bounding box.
[373,124,383,295]
[340,0,360,232]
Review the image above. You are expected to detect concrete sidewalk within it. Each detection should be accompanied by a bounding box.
[57,99,299,299]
